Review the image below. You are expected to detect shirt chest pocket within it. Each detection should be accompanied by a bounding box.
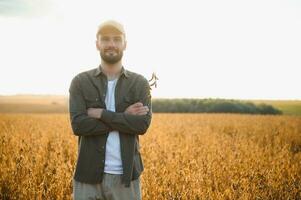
[84,96,103,108]
[118,95,135,112]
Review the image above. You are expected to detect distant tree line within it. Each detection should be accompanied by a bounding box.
[151,99,282,115]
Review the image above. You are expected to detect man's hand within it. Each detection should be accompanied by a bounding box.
[87,108,103,119]
[125,102,149,115]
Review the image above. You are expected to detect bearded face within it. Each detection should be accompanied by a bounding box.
[100,47,124,64]
[97,34,126,64]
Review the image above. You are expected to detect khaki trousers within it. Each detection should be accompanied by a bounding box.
[72,173,141,200]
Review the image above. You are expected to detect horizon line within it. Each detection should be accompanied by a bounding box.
[0,93,300,101]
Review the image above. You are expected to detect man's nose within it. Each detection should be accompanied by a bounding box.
[107,39,116,47]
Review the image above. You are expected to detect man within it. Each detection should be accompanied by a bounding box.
[69,20,152,200]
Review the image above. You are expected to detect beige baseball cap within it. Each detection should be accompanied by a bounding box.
[96,20,125,37]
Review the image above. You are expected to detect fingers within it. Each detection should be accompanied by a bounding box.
[131,102,143,107]
[125,102,149,115]
[86,108,103,119]
[136,111,148,115]
[134,106,149,115]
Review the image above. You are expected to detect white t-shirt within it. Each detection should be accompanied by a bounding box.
[104,78,123,174]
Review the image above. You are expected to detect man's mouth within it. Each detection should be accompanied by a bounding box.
[105,49,118,54]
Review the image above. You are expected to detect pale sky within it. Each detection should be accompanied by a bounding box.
[0,0,300,99]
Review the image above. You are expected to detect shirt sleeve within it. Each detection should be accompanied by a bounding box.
[100,76,152,135]
[69,75,112,136]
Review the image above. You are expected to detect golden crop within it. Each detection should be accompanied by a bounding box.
[0,113,300,199]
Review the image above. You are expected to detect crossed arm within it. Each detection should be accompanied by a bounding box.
[69,76,152,136]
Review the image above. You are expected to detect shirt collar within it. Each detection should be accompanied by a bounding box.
[94,65,129,78]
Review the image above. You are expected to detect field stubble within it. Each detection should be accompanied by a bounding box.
[0,113,300,199]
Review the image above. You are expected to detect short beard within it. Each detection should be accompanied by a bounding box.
[100,51,123,64]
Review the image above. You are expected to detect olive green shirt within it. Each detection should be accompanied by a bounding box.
[69,66,152,187]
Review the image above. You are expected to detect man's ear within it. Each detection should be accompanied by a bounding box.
[96,40,100,51]
[123,40,127,51]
